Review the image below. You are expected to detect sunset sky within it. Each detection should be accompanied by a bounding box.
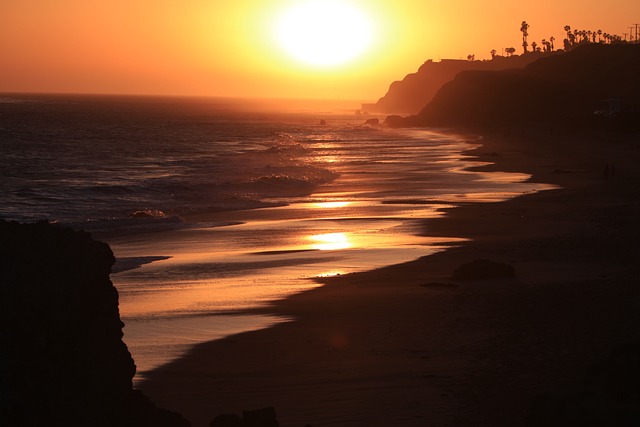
[2,0,638,101]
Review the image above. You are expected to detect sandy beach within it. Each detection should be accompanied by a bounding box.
[140,128,640,427]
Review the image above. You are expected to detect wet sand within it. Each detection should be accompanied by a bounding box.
[140,129,640,426]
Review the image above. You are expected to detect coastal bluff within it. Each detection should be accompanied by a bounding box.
[0,220,188,427]
[363,53,547,114]
[386,43,640,129]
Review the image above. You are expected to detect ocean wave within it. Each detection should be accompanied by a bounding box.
[233,165,338,196]
[272,132,298,144]
[265,143,307,155]
[128,209,169,219]
[247,174,316,188]
[87,184,137,195]
[0,97,30,104]
[71,214,185,237]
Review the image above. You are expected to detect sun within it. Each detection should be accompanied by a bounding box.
[274,1,374,68]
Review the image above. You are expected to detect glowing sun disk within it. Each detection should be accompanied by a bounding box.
[274,1,374,67]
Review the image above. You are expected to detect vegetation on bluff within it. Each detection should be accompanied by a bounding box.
[406,43,640,129]
[369,22,628,116]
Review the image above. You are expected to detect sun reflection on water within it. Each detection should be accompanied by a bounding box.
[315,271,345,278]
[309,232,352,250]
[311,201,351,209]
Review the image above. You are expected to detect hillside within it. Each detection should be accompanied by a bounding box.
[387,43,640,129]
[363,53,549,114]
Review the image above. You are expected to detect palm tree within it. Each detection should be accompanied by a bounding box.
[597,29,602,42]
[521,21,530,53]
[549,36,555,51]
[563,26,573,48]
[490,49,497,59]
[531,41,538,52]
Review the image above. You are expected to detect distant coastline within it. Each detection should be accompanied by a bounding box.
[383,43,640,132]
[362,52,551,115]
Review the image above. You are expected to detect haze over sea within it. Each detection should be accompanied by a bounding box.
[0,94,552,381]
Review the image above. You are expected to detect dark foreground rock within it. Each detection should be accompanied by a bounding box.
[0,220,189,427]
[210,407,280,427]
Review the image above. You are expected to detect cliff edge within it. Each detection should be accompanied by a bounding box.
[364,53,549,114]
[389,43,640,129]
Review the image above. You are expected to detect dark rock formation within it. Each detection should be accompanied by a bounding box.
[210,407,279,427]
[210,413,244,427]
[242,407,279,427]
[364,53,549,114]
[451,259,516,280]
[398,43,640,129]
[0,220,189,426]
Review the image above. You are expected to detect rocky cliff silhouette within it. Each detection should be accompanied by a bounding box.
[0,220,189,427]
[386,43,640,129]
[364,53,548,114]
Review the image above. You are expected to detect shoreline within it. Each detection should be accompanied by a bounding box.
[139,129,640,426]
[109,127,537,380]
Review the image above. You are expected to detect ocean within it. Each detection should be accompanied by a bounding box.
[0,93,551,382]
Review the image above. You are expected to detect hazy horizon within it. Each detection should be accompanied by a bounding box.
[2,0,638,100]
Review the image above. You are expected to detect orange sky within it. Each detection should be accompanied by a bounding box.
[1,0,638,101]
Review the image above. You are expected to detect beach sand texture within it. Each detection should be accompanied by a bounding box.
[140,130,640,426]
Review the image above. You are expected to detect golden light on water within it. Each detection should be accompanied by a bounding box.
[312,201,352,209]
[316,271,346,278]
[309,232,352,250]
